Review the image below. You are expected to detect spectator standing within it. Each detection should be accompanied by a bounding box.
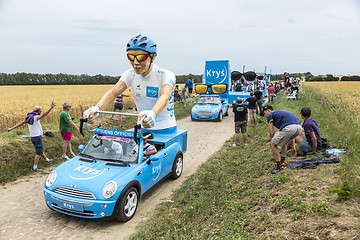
[295,107,322,154]
[174,85,183,102]
[254,87,263,114]
[268,84,275,102]
[232,98,248,146]
[187,77,194,96]
[181,82,188,106]
[60,102,80,160]
[5,101,56,171]
[245,92,258,126]
[260,106,302,174]
[110,90,131,127]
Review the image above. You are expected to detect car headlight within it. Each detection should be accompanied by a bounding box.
[102,181,117,199]
[214,108,219,113]
[45,171,57,188]
[192,107,197,113]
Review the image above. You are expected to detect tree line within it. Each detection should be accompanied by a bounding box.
[0,72,203,85]
[1,72,358,85]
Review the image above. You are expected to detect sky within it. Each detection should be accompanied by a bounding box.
[0,0,359,76]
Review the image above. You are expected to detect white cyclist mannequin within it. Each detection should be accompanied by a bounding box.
[84,34,176,132]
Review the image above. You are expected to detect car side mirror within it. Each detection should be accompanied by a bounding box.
[221,100,225,104]
[149,155,160,161]
[193,101,197,104]
[78,145,84,151]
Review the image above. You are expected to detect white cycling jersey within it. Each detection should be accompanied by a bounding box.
[120,64,176,130]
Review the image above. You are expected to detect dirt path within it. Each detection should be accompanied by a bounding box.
[0,113,235,240]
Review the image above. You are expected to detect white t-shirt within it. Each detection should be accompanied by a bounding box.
[120,64,176,130]
[104,142,123,155]
[28,116,43,137]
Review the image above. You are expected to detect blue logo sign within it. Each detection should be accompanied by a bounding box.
[203,60,230,85]
[146,86,159,98]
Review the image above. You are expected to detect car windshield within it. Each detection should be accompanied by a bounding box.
[80,135,139,163]
[197,96,220,105]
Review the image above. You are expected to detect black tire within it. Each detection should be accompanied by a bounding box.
[170,153,183,180]
[191,114,195,121]
[216,111,223,122]
[115,187,139,222]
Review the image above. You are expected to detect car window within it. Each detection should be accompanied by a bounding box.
[81,135,139,163]
[197,96,220,105]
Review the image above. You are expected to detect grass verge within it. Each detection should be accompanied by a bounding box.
[130,86,360,239]
[0,97,197,184]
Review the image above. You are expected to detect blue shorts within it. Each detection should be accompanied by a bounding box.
[299,138,312,153]
[114,102,123,110]
[31,136,44,155]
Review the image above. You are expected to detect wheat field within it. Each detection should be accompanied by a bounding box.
[0,85,135,132]
[304,82,360,105]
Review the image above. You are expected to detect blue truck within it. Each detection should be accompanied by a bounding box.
[191,60,230,121]
[191,60,268,121]
[43,112,187,221]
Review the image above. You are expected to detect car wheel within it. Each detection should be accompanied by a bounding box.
[191,115,195,121]
[170,153,183,179]
[216,111,223,122]
[116,187,139,222]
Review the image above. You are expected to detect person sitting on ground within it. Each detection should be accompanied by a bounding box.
[294,107,322,154]
[103,139,123,155]
[245,92,258,127]
[233,98,248,146]
[142,131,157,159]
[5,101,56,171]
[260,106,302,174]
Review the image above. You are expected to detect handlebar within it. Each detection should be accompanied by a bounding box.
[80,111,148,141]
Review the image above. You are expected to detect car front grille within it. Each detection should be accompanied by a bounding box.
[53,187,96,200]
[197,111,212,115]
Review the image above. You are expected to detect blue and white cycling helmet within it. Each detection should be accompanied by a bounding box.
[126,34,157,54]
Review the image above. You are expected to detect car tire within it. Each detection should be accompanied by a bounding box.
[170,153,183,180]
[216,111,223,122]
[191,115,195,121]
[115,187,139,222]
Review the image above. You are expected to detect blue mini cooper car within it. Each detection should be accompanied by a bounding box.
[43,114,187,222]
[191,94,229,121]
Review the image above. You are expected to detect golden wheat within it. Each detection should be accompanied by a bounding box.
[0,85,135,131]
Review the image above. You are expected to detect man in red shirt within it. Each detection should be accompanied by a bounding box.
[268,84,276,102]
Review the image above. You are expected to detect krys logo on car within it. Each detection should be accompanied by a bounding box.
[152,163,162,181]
[69,165,106,180]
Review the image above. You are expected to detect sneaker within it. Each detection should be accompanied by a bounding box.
[45,158,52,163]
[109,117,113,120]
[69,152,76,157]
[271,163,282,175]
[232,143,237,147]
[61,155,70,160]
[244,143,247,146]
[281,162,287,170]
[31,167,42,172]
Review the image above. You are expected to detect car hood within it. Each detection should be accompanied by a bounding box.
[50,157,138,196]
[194,104,220,111]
